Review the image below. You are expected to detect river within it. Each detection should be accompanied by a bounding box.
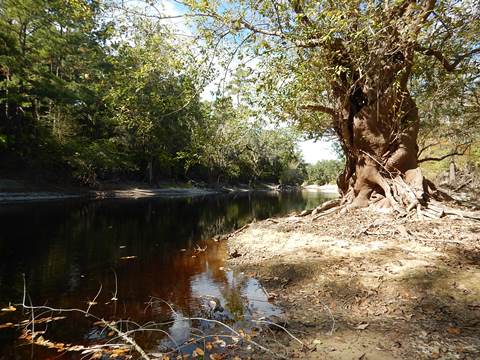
[0,190,334,359]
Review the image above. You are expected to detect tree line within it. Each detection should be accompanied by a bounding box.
[0,0,308,187]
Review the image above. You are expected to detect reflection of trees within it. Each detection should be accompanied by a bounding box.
[0,191,325,323]
[220,275,246,321]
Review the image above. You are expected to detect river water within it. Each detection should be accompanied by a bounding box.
[0,190,333,359]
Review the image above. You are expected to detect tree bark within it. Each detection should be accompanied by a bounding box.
[331,74,433,212]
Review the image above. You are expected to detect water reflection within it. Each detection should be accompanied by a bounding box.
[0,190,333,357]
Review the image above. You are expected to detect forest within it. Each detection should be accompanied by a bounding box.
[0,0,310,187]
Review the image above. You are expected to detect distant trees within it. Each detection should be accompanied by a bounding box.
[0,0,304,186]
[305,160,343,185]
[184,98,306,185]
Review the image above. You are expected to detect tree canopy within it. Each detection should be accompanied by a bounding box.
[0,0,306,186]
[177,0,479,210]
[1,0,478,195]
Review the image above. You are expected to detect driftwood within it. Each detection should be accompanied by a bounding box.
[214,223,251,241]
[298,199,341,217]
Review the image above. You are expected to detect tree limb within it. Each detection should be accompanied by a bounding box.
[290,0,313,27]
[238,18,324,47]
[415,45,480,72]
[417,141,440,157]
[418,145,470,163]
[298,103,336,116]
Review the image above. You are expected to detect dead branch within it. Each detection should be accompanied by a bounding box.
[454,178,473,192]
[312,204,344,220]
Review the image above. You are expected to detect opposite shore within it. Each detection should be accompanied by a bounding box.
[0,178,338,204]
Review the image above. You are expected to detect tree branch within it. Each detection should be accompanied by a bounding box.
[418,144,470,163]
[417,141,440,157]
[415,45,480,72]
[290,0,313,27]
[298,103,336,116]
[238,19,324,47]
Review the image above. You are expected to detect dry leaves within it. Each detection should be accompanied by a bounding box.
[447,326,461,335]
[193,347,204,357]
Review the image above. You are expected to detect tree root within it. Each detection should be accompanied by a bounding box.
[307,168,480,222]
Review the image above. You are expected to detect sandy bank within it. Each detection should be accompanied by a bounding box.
[226,209,480,359]
[0,180,309,203]
[0,192,82,203]
[90,187,219,200]
[0,187,220,204]
[302,184,339,194]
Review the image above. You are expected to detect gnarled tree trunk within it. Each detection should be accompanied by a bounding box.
[331,65,438,214]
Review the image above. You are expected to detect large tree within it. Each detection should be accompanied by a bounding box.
[179,0,479,212]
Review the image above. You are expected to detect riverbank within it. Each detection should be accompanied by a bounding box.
[226,208,480,359]
[0,178,305,203]
[302,184,339,194]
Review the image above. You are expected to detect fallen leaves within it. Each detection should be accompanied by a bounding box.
[209,353,227,360]
[192,347,204,357]
[19,328,131,356]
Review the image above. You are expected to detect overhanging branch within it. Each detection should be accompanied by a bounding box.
[298,103,336,116]
[418,144,470,163]
[415,45,480,72]
[238,19,324,48]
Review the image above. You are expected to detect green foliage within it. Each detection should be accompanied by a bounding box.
[184,0,479,157]
[184,98,305,184]
[0,0,303,186]
[305,160,343,185]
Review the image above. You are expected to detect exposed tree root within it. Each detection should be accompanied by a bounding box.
[305,167,480,222]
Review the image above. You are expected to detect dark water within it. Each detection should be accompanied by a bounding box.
[0,190,333,359]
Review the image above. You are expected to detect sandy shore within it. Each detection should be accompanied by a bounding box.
[226,209,480,359]
[90,187,220,200]
[0,187,221,204]
[0,192,82,203]
[0,182,313,204]
[302,184,339,194]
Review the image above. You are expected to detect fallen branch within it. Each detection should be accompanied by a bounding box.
[454,178,473,192]
[312,204,344,220]
[217,223,251,240]
[443,208,480,221]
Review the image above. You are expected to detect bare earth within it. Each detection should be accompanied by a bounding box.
[227,210,480,359]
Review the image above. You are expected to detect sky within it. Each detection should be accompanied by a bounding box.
[299,139,338,163]
[124,0,339,164]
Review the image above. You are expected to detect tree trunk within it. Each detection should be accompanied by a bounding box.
[449,160,456,183]
[333,80,434,213]
[147,158,153,185]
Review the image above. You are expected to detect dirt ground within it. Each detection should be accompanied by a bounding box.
[227,209,480,359]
